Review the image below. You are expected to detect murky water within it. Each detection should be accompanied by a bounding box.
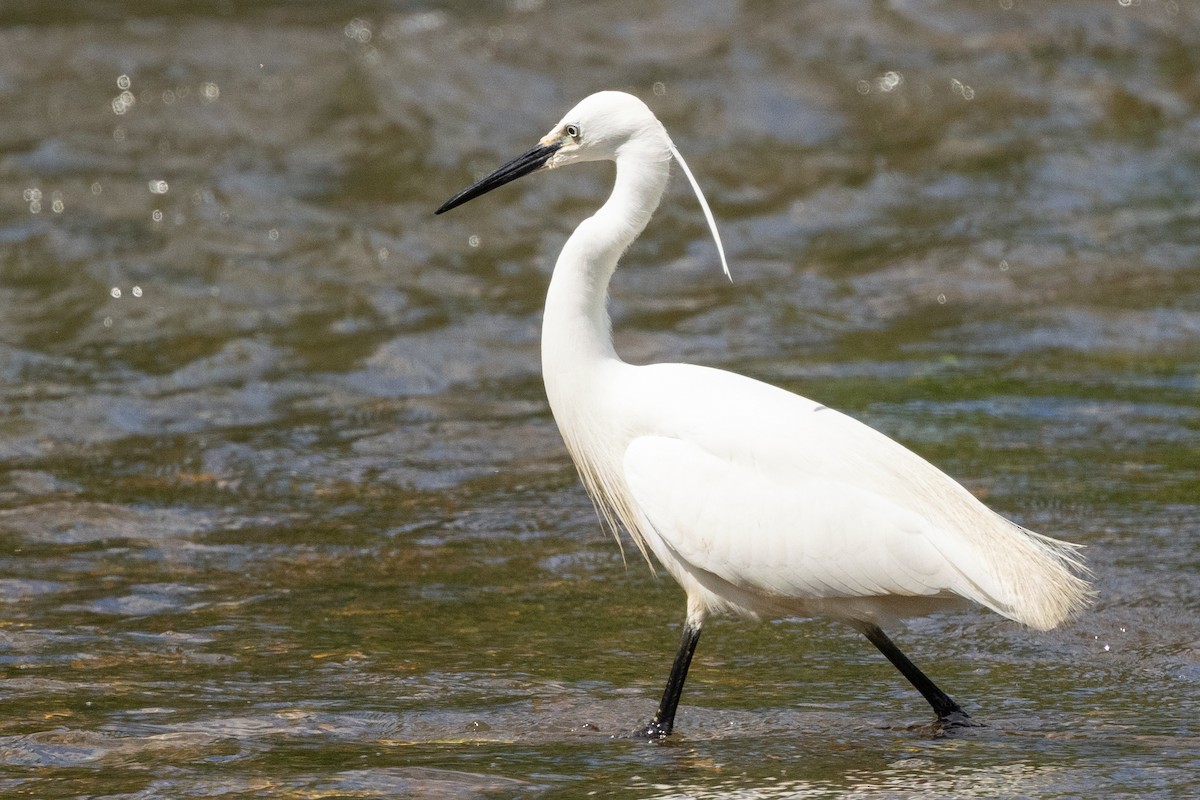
[1,1,1198,797]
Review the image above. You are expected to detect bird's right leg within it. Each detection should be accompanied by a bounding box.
[636,619,702,739]
[851,620,979,729]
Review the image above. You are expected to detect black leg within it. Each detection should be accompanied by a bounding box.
[851,621,978,728]
[636,619,702,739]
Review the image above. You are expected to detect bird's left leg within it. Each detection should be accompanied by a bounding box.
[850,620,980,729]
[636,618,703,739]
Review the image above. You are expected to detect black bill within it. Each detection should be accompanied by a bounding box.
[435,141,563,215]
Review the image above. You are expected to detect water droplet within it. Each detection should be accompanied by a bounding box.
[151,209,163,222]
[468,235,481,247]
[652,82,666,97]
[111,89,136,115]
[117,74,131,90]
[937,293,947,304]
[110,287,122,299]
[856,80,871,95]
[344,18,372,43]
[268,228,280,241]
[132,286,143,298]
[103,316,113,328]
[91,182,103,195]
[148,179,169,194]
[378,247,390,262]
[876,71,903,93]
[999,259,1010,271]
[201,82,220,102]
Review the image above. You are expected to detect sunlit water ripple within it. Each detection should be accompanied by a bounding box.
[0,1,1197,798]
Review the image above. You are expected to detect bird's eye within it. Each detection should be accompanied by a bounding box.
[565,124,581,140]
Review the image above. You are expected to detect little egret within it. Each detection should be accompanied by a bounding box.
[436,91,1093,737]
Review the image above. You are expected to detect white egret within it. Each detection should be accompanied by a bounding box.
[436,91,1093,737]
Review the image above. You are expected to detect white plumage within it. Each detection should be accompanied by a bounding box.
[437,90,1093,736]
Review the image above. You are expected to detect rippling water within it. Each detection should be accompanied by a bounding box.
[1,1,1198,797]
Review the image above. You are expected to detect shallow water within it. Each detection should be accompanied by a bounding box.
[1,1,1198,797]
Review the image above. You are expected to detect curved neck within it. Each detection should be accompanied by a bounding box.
[541,149,670,382]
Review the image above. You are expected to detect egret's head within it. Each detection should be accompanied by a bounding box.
[435,91,730,279]
[539,91,666,169]
[435,91,664,215]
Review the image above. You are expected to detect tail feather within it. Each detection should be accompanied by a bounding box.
[950,516,1095,631]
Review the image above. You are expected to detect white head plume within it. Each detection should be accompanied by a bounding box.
[667,140,732,281]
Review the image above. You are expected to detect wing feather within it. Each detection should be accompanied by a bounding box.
[623,435,958,604]
[602,362,1092,628]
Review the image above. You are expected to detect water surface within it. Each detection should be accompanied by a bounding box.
[1,1,1198,797]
